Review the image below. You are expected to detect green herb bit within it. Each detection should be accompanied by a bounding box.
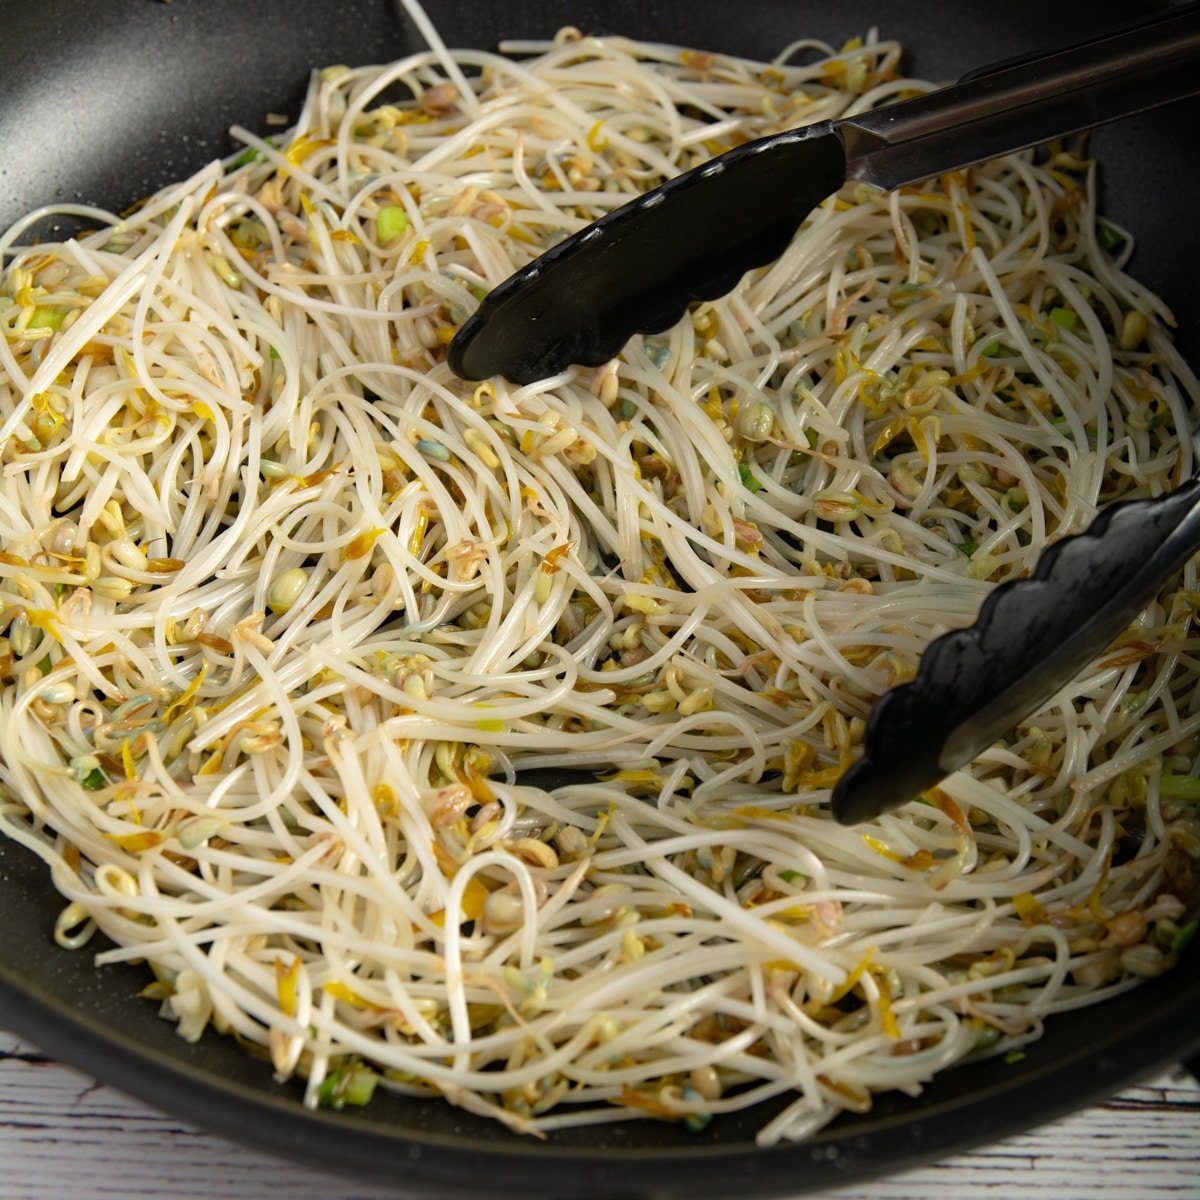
[738,462,763,493]
[972,1024,1002,1051]
[315,1069,342,1107]
[28,307,64,331]
[1097,222,1127,254]
[376,205,408,245]
[980,340,1004,357]
[953,538,979,558]
[342,1067,379,1106]
[230,145,268,168]
[1004,1049,1026,1065]
[778,869,804,883]
[82,767,107,791]
[1170,918,1197,959]
[1160,773,1200,801]
[317,1064,379,1109]
[1048,307,1078,331]
[912,211,940,236]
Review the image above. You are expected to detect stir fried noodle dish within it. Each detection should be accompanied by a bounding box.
[1,7,1197,1142]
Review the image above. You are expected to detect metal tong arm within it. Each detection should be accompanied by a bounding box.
[838,4,1200,191]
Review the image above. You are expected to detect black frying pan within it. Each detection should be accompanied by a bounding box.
[1,3,1198,1196]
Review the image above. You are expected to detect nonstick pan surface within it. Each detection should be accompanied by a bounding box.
[1,3,1198,1196]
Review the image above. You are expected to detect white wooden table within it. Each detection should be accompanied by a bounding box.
[1,1031,1196,1199]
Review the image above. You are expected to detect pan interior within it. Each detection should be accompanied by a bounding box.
[1,1,1198,1194]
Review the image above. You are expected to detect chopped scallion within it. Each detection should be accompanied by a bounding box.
[1097,223,1127,254]
[230,146,266,168]
[316,1064,379,1108]
[342,1067,379,1106]
[28,307,64,331]
[738,462,762,493]
[1160,773,1200,801]
[376,205,408,244]
[1170,918,1197,959]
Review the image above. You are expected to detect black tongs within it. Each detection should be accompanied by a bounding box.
[448,6,1200,824]
[450,5,1200,385]
[832,481,1200,823]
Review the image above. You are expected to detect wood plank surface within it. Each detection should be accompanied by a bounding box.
[0,1031,1196,1200]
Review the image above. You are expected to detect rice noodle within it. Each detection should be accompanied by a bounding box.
[1,14,1197,1143]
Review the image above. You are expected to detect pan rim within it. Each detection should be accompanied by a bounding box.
[4,944,1198,1197]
